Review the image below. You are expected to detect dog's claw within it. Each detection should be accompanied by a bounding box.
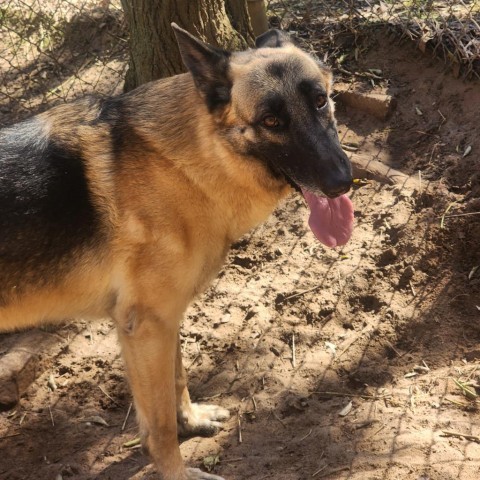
[186,468,225,480]
[179,403,230,437]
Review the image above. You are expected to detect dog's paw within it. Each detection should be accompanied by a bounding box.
[178,403,230,437]
[186,467,225,479]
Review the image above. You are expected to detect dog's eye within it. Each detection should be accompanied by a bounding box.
[316,94,328,110]
[262,115,280,128]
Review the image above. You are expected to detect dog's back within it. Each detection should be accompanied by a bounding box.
[0,98,116,328]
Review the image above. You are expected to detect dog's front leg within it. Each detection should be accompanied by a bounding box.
[117,305,225,480]
[176,336,230,437]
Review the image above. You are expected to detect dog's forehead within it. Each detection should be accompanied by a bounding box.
[230,47,331,109]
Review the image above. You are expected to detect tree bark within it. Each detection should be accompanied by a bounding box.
[246,0,268,37]
[225,0,255,43]
[121,0,254,91]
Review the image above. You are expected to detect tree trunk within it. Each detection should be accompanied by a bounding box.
[225,0,254,43]
[246,0,268,37]
[121,0,255,91]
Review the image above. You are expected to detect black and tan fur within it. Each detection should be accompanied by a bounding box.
[0,26,352,479]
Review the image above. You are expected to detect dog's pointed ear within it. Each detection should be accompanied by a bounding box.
[255,29,293,48]
[172,23,231,112]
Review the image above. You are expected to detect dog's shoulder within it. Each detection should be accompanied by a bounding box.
[0,99,108,286]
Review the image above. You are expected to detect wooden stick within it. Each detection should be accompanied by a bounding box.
[365,423,385,440]
[282,284,323,302]
[292,333,296,368]
[382,338,403,357]
[312,465,327,477]
[316,466,350,478]
[237,411,243,444]
[335,334,360,360]
[99,385,119,406]
[270,409,287,429]
[439,211,480,219]
[0,433,22,441]
[313,391,390,400]
[351,154,422,190]
[299,428,313,442]
[442,431,480,443]
[122,403,133,431]
[48,405,55,427]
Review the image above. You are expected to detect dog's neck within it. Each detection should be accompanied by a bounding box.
[125,74,290,242]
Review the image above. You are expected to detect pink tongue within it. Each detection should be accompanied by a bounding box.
[301,189,354,248]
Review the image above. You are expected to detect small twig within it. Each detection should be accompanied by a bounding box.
[311,451,326,477]
[313,391,390,400]
[440,202,456,228]
[270,409,287,429]
[187,354,202,371]
[335,334,360,360]
[99,385,119,406]
[439,211,480,219]
[365,423,385,440]
[312,464,327,477]
[48,405,55,427]
[237,411,243,444]
[198,392,222,402]
[336,66,382,80]
[442,430,480,443]
[383,339,403,357]
[0,433,22,441]
[316,466,350,478]
[409,280,416,297]
[353,419,378,430]
[223,458,247,463]
[292,333,296,368]
[299,428,313,442]
[437,108,446,128]
[19,413,27,426]
[466,365,478,381]
[282,284,322,302]
[251,396,257,411]
[122,403,133,431]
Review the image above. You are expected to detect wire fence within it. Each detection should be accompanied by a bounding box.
[0,1,478,127]
[367,0,479,80]
[0,0,127,126]
[270,0,479,80]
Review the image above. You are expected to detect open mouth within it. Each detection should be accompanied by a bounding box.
[284,174,354,248]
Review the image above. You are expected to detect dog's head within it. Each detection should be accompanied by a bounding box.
[172,24,353,247]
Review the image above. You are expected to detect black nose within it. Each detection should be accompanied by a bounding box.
[323,176,353,198]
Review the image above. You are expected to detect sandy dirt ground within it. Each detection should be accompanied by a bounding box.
[1,3,479,480]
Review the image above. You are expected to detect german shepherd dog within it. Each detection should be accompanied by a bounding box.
[0,25,353,479]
